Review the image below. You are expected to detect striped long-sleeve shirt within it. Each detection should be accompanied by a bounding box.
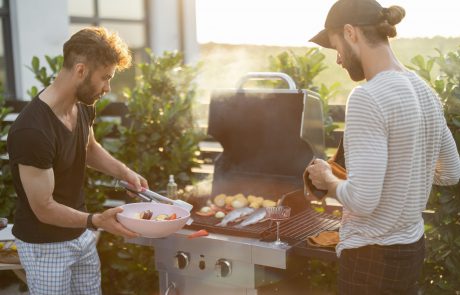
[335,70,460,256]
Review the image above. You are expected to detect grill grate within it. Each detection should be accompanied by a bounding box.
[186,208,340,242]
[261,208,341,243]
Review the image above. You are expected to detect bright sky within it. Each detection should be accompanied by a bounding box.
[196,0,460,46]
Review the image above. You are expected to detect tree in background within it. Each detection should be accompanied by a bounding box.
[408,47,460,294]
[118,49,203,190]
[0,82,15,220]
[266,49,340,139]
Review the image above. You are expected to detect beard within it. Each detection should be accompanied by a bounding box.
[341,40,365,81]
[76,72,103,106]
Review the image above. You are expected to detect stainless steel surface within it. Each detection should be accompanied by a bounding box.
[119,180,193,211]
[160,272,258,295]
[301,90,325,157]
[215,258,232,277]
[164,281,176,295]
[174,251,190,270]
[129,228,290,270]
[236,72,297,90]
[129,228,290,294]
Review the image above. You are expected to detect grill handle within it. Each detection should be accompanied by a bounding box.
[236,72,297,90]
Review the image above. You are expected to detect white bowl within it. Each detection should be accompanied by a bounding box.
[116,202,190,238]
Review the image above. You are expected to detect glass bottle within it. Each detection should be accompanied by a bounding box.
[167,174,178,199]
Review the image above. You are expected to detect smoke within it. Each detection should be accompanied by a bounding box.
[195,43,293,103]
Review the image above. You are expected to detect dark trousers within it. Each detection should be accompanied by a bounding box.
[338,236,425,295]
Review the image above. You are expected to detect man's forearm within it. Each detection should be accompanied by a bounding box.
[326,174,343,198]
[35,199,89,228]
[86,140,130,180]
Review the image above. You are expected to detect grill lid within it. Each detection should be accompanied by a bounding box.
[208,89,313,177]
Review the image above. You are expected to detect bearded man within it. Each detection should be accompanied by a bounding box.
[7,27,148,295]
[306,0,460,294]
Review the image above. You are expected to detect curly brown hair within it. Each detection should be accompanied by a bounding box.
[63,27,132,71]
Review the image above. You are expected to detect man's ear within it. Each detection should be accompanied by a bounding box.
[343,24,358,43]
[74,63,87,79]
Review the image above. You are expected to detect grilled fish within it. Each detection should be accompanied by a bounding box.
[216,207,254,227]
[235,208,267,228]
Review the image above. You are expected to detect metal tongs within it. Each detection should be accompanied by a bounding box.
[118,180,194,225]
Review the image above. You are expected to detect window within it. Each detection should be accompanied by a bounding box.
[0,0,16,99]
[68,0,149,100]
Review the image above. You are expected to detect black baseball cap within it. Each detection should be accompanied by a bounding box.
[309,0,384,48]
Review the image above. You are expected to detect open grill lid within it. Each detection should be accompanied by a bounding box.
[208,72,325,197]
[209,89,312,176]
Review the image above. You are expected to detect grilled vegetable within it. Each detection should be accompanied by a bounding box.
[140,210,153,220]
[166,213,177,220]
[224,196,235,206]
[196,206,215,217]
[187,229,209,239]
[213,194,226,207]
[214,211,226,219]
[154,214,169,221]
[262,200,277,208]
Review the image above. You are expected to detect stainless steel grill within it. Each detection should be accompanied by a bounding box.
[127,73,339,294]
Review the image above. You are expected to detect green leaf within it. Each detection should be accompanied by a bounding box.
[411,55,426,70]
[31,56,40,72]
[45,55,55,72]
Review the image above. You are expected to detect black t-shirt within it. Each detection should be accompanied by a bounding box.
[7,96,95,243]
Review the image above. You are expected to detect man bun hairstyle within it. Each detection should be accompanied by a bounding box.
[377,6,406,38]
[63,27,132,71]
[361,5,405,45]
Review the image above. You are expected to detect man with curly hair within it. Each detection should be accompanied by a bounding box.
[7,27,148,295]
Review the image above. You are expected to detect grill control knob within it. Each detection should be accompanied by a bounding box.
[215,259,232,277]
[174,251,190,270]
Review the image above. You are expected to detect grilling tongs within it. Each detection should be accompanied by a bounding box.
[118,180,194,225]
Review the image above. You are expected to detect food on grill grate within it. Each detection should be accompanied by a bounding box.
[187,229,209,239]
[262,199,277,208]
[231,197,248,209]
[216,207,254,227]
[213,194,226,207]
[235,208,268,228]
[214,211,226,219]
[307,231,339,248]
[196,204,228,217]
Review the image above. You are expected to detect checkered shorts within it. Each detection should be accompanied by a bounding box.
[338,236,425,295]
[16,230,101,295]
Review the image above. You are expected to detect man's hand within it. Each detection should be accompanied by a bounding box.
[123,168,148,192]
[306,158,341,197]
[92,207,140,239]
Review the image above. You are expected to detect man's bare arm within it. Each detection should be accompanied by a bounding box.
[86,127,148,191]
[19,164,138,238]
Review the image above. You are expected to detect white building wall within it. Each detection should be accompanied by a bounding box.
[9,0,200,99]
[148,0,181,54]
[182,0,200,64]
[10,0,70,100]
[148,0,199,64]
